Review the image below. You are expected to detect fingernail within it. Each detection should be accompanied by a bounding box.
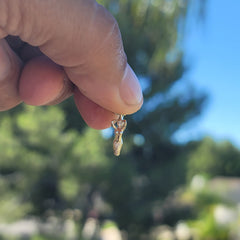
[120,64,143,105]
[0,43,11,80]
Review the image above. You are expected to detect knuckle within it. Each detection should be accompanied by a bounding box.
[86,4,127,77]
[0,0,24,36]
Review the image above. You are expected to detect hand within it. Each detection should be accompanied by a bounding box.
[0,0,143,129]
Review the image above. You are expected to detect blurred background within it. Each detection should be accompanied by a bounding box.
[1,0,240,239]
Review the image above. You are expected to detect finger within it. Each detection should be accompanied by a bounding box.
[0,0,143,115]
[74,88,115,130]
[0,39,22,110]
[19,56,73,106]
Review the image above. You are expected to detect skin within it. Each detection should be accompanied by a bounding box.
[0,0,143,129]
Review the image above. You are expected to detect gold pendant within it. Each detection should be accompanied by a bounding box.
[111,114,127,156]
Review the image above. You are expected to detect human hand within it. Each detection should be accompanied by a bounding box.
[0,0,143,129]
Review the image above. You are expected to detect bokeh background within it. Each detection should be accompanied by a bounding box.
[1,0,240,240]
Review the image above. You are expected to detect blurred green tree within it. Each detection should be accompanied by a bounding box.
[187,137,240,180]
[0,106,110,217]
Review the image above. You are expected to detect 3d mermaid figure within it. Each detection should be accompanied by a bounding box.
[111,115,127,156]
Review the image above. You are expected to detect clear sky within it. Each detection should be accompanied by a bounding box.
[174,0,240,147]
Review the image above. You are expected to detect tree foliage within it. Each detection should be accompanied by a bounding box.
[0,106,110,216]
[187,137,240,180]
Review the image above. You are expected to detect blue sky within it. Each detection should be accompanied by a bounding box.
[174,0,240,147]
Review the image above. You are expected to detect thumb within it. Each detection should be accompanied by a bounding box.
[0,0,143,115]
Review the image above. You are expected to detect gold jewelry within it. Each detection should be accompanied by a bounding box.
[111,114,127,156]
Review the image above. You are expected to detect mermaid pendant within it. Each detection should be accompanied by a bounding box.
[111,114,127,156]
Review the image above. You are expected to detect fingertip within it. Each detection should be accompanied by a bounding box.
[74,89,115,130]
[119,64,143,107]
[19,56,67,105]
